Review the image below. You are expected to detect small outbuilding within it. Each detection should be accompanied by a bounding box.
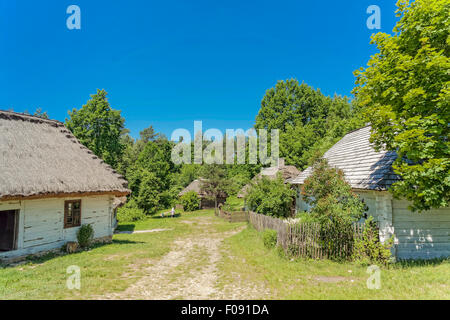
[178,179,227,209]
[237,158,300,199]
[0,111,130,260]
[290,126,450,260]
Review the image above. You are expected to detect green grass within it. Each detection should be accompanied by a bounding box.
[0,209,213,300]
[223,196,245,211]
[217,225,450,300]
[1,210,448,300]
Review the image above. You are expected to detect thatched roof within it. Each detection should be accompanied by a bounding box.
[0,110,130,200]
[290,126,399,190]
[178,179,227,198]
[237,161,300,198]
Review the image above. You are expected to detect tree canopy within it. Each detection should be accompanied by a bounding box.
[65,89,125,168]
[353,0,450,211]
[256,79,365,169]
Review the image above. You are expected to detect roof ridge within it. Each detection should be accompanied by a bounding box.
[0,109,64,126]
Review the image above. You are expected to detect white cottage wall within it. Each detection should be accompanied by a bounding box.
[0,195,114,260]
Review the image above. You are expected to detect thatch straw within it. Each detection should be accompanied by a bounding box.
[178,179,227,198]
[0,110,130,200]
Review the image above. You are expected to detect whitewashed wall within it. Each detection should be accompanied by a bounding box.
[392,199,450,260]
[0,195,114,260]
[295,187,450,260]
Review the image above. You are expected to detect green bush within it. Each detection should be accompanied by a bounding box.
[353,216,394,265]
[245,175,296,218]
[117,207,147,223]
[262,229,278,249]
[180,191,200,212]
[77,224,94,248]
[302,158,366,226]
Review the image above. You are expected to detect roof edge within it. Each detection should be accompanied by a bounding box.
[0,190,131,202]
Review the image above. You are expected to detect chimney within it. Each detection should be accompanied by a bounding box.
[278,158,285,168]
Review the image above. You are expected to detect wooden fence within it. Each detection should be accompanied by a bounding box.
[217,207,248,223]
[248,211,365,260]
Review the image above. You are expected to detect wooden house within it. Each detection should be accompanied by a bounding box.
[0,111,130,260]
[290,126,450,260]
[178,179,227,209]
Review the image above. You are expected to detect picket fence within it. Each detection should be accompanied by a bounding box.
[248,211,365,260]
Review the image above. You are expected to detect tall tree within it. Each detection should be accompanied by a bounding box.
[353,0,449,211]
[256,79,364,169]
[65,89,125,168]
[199,164,230,209]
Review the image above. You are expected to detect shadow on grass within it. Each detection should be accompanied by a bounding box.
[395,257,450,268]
[116,224,136,232]
[152,213,182,219]
[0,239,145,268]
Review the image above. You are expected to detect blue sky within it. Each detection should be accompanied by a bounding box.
[0,0,397,138]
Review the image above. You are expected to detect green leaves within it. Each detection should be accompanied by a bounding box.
[65,89,125,168]
[256,79,365,170]
[245,174,296,218]
[301,159,365,227]
[353,0,450,211]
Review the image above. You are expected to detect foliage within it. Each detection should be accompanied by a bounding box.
[180,191,200,212]
[255,79,365,169]
[76,224,94,248]
[33,108,49,119]
[245,174,296,218]
[136,170,161,214]
[117,206,147,223]
[301,159,366,227]
[353,0,450,211]
[65,89,125,168]
[199,164,230,208]
[262,229,278,249]
[353,216,394,265]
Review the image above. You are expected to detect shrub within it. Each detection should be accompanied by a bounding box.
[301,158,366,227]
[136,170,161,214]
[117,207,147,223]
[77,224,94,248]
[353,216,394,265]
[180,191,200,212]
[245,174,296,218]
[262,229,278,249]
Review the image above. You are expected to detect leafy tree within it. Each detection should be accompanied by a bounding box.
[136,170,161,214]
[199,164,230,209]
[180,191,200,212]
[140,125,159,143]
[256,79,364,169]
[353,0,450,211]
[245,174,296,218]
[65,89,125,168]
[301,159,365,226]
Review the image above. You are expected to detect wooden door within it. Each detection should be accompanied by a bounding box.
[0,210,17,251]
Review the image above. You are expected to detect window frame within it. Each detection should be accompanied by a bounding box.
[64,200,82,229]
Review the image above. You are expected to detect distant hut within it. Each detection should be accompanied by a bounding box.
[237,158,300,199]
[178,179,228,209]
[0,111,130,261]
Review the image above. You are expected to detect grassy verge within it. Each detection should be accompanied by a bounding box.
[217,225,450,300]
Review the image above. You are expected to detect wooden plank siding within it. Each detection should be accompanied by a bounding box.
[0,195,114,260]
[393,199,450,259]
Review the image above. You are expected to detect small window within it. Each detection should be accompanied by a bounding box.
[64,200,81,229]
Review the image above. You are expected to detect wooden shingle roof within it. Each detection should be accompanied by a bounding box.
[290,126,399,191]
